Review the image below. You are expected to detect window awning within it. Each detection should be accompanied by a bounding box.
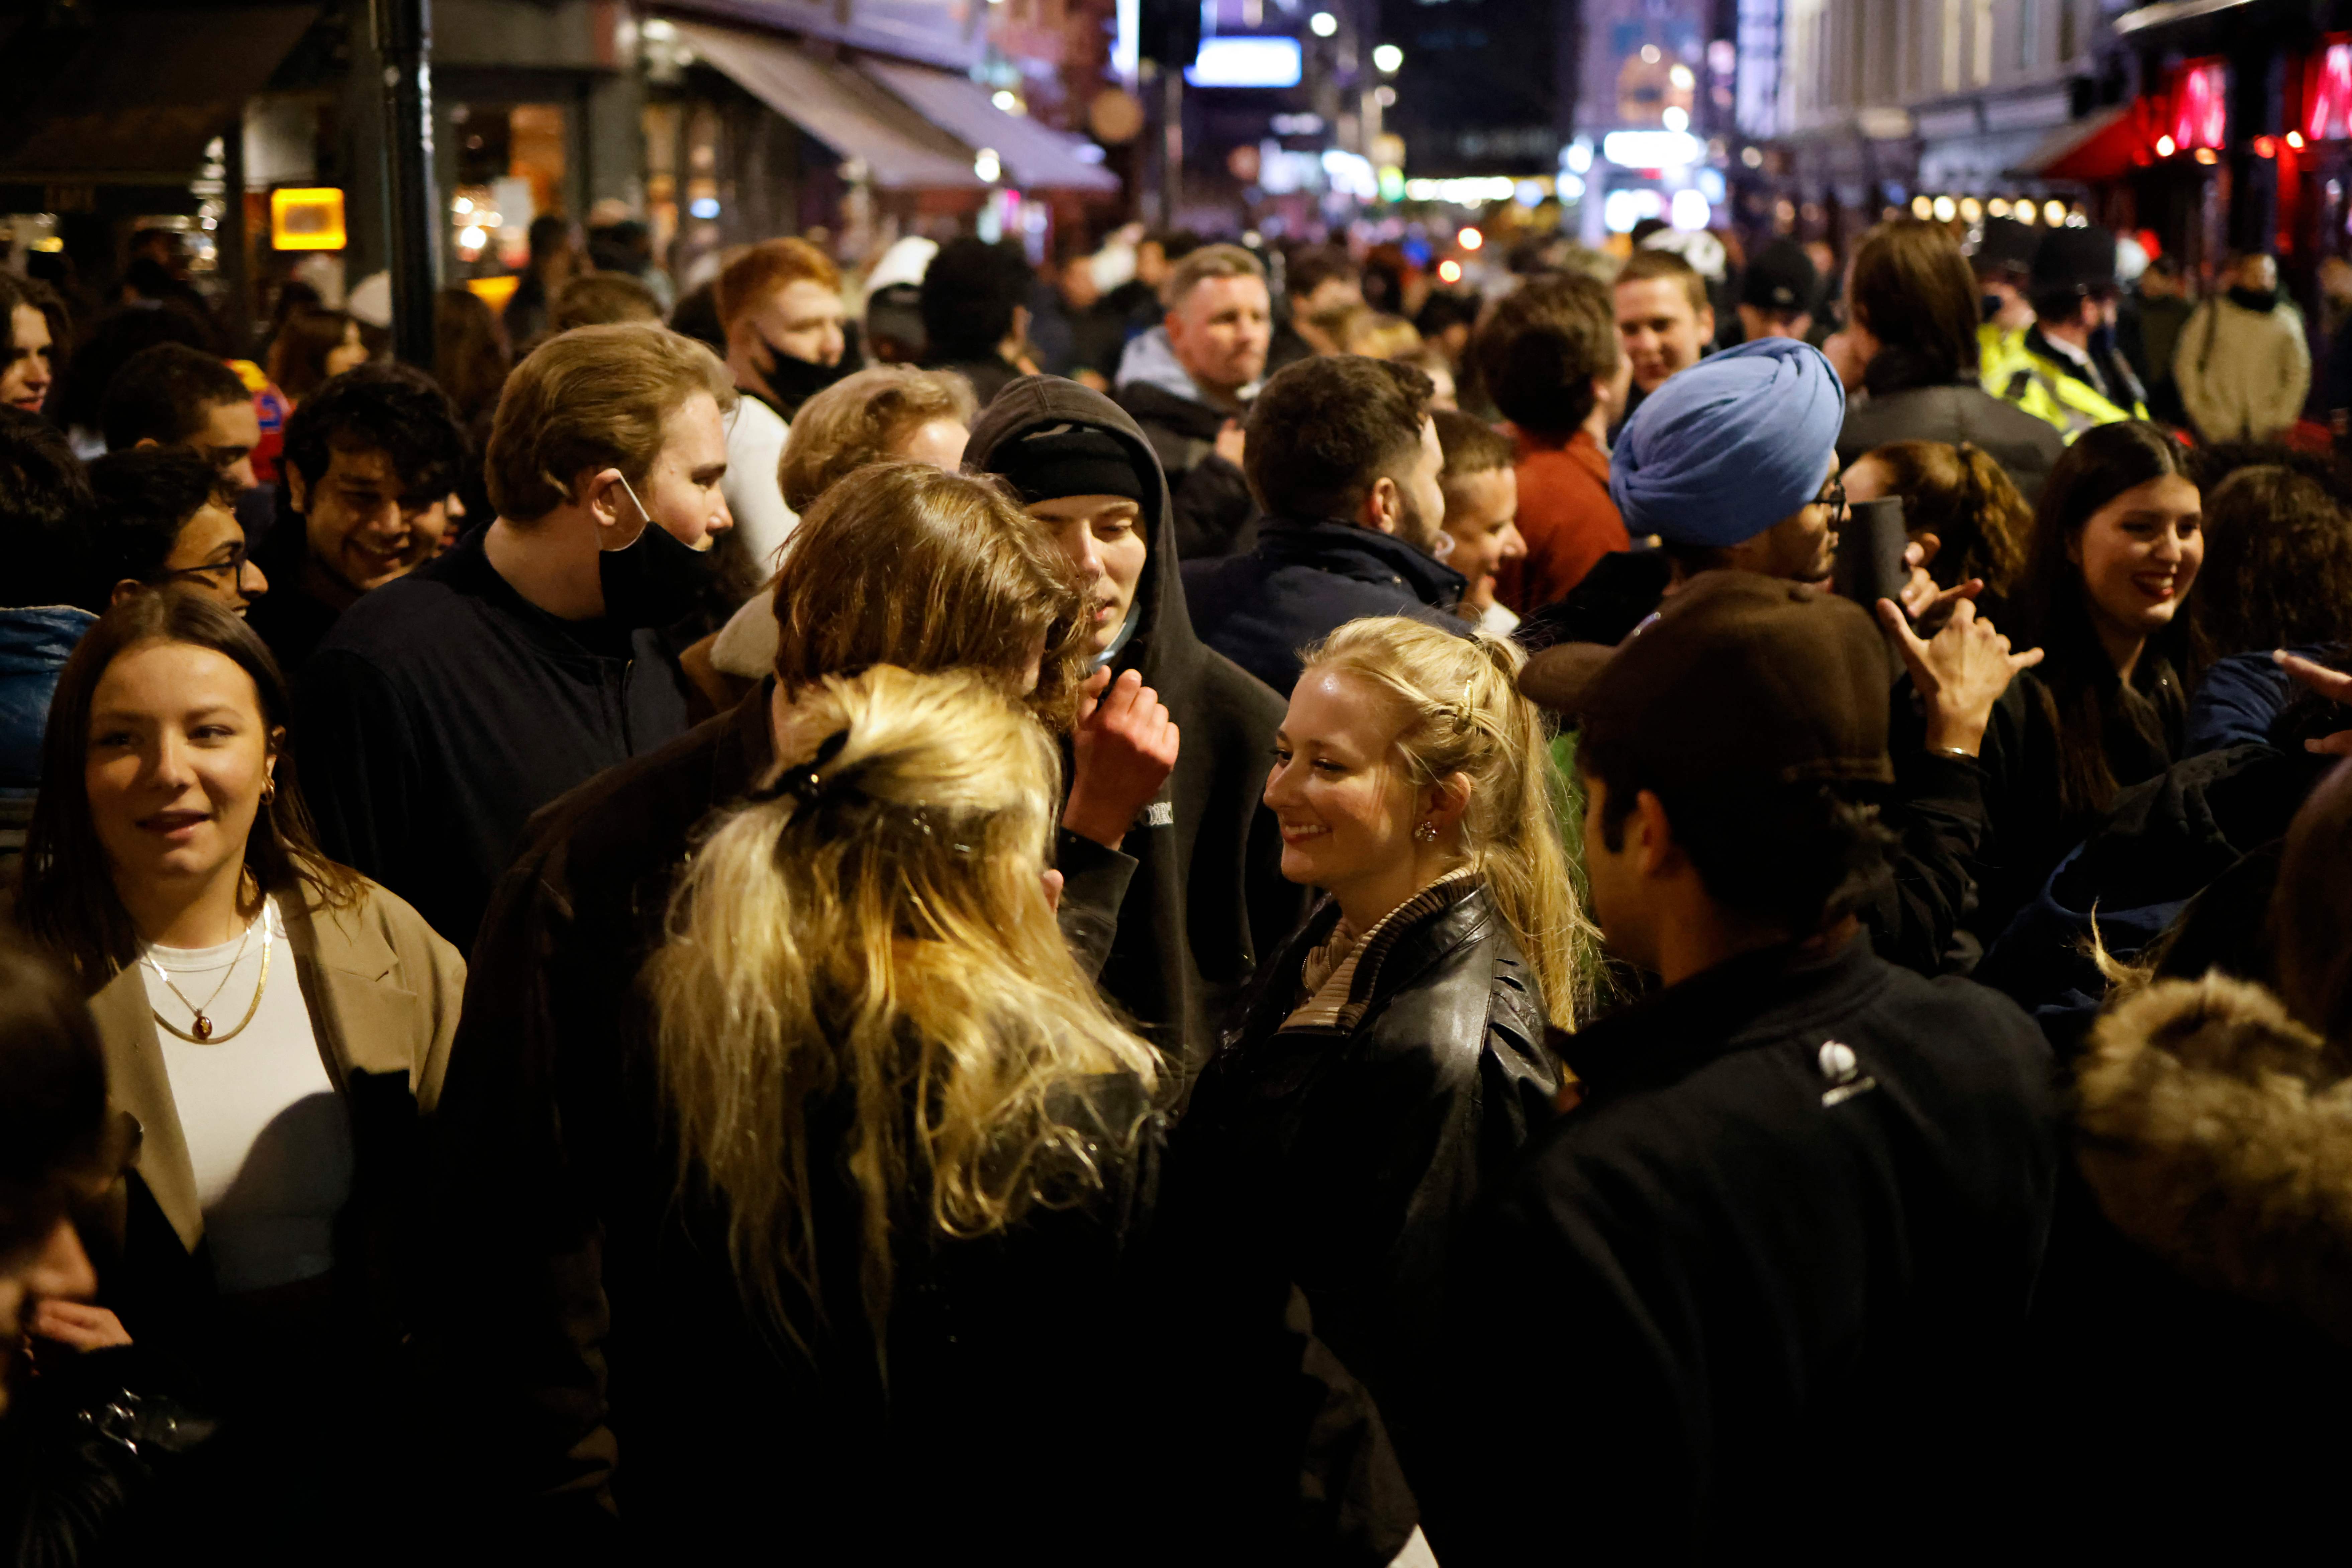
[2009,105,2140,183]
[0,6,320,181]
[858,59,1120,192]
[671,21,987,190]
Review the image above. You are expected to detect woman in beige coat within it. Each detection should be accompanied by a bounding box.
[10,590,461,1551]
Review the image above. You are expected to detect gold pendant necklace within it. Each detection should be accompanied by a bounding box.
[144,916,271,1044]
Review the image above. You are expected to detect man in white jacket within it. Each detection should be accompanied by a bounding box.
[2175,253,2311,444]
[716,238,851,584]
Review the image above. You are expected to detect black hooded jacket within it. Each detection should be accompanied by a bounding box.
[966,377,1305,1081]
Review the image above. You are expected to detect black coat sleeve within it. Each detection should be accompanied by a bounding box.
[421,850,619,1545]
[1054,827,1139,981]
[1869,750,1990,976]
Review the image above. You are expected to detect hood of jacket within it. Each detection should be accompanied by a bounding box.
[1114,325,1203,405]
[2078,972,2352,1345]
[965,374,1212,697]
[1255,513,1471,612]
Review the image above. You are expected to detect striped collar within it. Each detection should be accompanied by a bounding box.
[1280,869,1480,1036]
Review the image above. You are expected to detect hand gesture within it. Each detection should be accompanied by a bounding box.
[1064,667,1180,848]
[2278,650,2352,757]
[1877,596,2044,757]
[1214,418,1248,470]
[30,1298,133,1352]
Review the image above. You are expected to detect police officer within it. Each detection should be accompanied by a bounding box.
[1986,223,2149,438]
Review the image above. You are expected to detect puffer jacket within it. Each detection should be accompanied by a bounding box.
[1169,875,1560,1476]
[2019,973,2352,1556]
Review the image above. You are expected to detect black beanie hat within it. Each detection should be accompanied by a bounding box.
[992,422,1149,507]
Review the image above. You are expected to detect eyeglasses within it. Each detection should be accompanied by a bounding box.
[155,545,254,593]
[1817,479,1848,532]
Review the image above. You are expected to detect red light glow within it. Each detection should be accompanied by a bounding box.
[2310,42,2352,141]
[2170,60,2229,151]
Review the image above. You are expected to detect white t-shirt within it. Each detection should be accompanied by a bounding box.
[721,394,800,581]
[143,899,354,1295]
[1475,600,1522,638]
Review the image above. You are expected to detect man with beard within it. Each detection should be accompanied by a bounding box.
[1186,355,1465,697]
[715,238,849,588]
[296,324,732,947]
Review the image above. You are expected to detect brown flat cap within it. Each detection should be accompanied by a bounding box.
[1519,570,1893,790]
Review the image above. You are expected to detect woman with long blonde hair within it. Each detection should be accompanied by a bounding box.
[1174,613,1596,1477]
[645,664,1159,1350]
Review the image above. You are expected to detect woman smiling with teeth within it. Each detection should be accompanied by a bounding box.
[1172,613,1595,1480]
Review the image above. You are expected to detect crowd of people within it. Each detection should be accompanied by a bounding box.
[3,204,2352,1563]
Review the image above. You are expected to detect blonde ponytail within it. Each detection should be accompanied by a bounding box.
[1299,617,1600,1028]
[643,666,1161,1357]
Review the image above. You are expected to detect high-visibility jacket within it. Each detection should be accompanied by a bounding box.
[1983,327,2148,439]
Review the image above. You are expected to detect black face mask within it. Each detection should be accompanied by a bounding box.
[757,332,854,416]
[599,477,717,630]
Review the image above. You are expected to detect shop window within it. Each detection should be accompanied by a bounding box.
[2308,40,2352,143]
[2170,60,2228,151]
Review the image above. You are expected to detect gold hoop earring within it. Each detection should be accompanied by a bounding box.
[261,777,277,805]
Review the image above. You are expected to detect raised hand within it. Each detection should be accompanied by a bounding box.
[1877,596,2045,758]
[1064,667,1181,848]
[2277,649,2352,757]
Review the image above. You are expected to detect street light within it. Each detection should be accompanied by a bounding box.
[1373,43,1402,72]
[1309,11,1337,36]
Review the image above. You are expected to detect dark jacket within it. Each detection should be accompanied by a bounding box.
[1172,877,1560,1473]
[1428,933,2060,1562]
[427,688,1419,1562]
[2019,972,2352,1558]
[0,605,93,858]
[1186,516,1469,698]
[295,529,695,949]
[1921,654,2188,954]
[1836,378,2067,504]
[1972,741,2334,1048]
[1115,377,1258,559]
[965,376,1303,1078]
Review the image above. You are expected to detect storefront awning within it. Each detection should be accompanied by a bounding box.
[857,60,1120,193]
[670,21,987,190]
[0,5,319,181]
[2010,105,2140,183]
[2114,0,2262,39]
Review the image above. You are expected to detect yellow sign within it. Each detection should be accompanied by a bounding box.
[464,274,520,313]
[270,187,346,251]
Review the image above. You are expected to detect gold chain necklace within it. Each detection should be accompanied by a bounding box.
[143,915,271,1043]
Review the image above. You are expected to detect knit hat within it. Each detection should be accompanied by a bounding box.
[1608,337,1846,548]
[990,422,1149,506]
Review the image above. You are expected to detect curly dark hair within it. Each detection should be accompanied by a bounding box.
[1470,272,1620,440]
[84,446,230,590]
[277,362,468,521]
[1244,354,1434,522]
[2196,465,2352,654]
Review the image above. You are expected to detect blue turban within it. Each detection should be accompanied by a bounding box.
[1609,336,1847,548]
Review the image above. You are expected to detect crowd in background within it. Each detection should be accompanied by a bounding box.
[2,200,2352,1563]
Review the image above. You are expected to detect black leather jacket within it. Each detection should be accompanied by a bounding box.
[1172,876,1560,1473]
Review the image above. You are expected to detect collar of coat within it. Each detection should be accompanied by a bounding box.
[1253,515,1471,609]
[1277,870,1482,1037]
[1562,929,1889,1101]
[87,885,452,1253]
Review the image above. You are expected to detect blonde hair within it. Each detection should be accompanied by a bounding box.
[777,366,978,512]
[1299,616,1597,1028]
[645,665,1160,1357]
[486,321,736,521]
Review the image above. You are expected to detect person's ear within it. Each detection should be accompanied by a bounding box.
[1696,304,1717,343]
[285,464,309,515]
[582,467,630,532]
[1363,475,1402,533]
[1631,788,1679,878]
[1425,772,1473,836]
[111,579,143,606]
